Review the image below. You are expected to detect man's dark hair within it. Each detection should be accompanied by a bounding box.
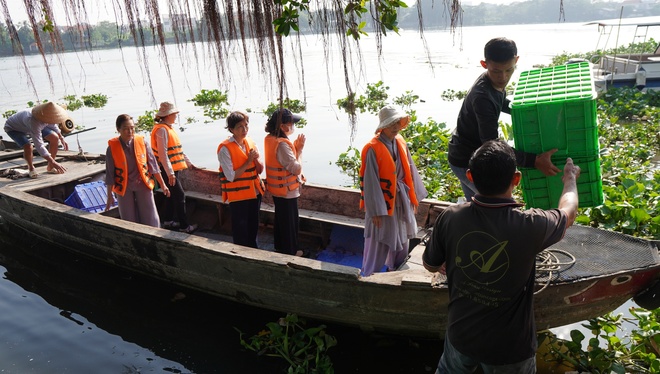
[484,37,517,63]
[468,139,517,196]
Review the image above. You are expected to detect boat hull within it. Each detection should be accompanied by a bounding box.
[0,151,659,339]
[0,186,450,338]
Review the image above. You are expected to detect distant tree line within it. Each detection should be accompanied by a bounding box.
[472,0,654,25]
[398,0,660,29]
[0,0,657,58]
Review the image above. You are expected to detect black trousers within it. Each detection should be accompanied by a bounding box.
[272,196,299,255]
[229,194,262,249]
[159,167,189,227]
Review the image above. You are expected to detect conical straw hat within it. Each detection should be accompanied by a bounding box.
[32,102,69,124]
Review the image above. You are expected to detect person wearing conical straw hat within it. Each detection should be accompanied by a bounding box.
[150,101,198,234]
[358,105,427,276]
[3,102,70,178]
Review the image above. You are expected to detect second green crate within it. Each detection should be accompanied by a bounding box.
[520,157,603,210]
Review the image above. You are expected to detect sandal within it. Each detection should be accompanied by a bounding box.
[28,170,38,178]
[163,221,180,229]
[180,224,198,234]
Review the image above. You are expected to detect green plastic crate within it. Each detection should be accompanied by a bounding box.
[520,156,603,210]
[511,62,599,159]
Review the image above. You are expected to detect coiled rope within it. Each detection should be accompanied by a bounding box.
[534,248,576,294]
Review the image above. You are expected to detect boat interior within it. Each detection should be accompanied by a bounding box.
[0,141,439,276]
[2,140,660,289]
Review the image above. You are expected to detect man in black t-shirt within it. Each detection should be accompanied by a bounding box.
[424,140,580,373]
[448,37,560,201]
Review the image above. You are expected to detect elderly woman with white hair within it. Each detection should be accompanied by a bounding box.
[358,105,428,276]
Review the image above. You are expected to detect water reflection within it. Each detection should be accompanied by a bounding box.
[0,231,442,373]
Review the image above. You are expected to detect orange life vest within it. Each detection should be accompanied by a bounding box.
[359,134,418,215]
[150,123,187,171]
[264,134,301,197]
[217,137,265,203]
[108,135,155,196]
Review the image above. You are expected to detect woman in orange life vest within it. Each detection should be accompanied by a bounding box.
[105,114,170,227]
[150,101,198,234]
[359,105,428,276]
[217,111,265,248]
[264,108,306,257]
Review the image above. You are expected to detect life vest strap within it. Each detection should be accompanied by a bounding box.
[222,185,251,192]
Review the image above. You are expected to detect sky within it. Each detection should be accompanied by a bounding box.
[3,0,172,25]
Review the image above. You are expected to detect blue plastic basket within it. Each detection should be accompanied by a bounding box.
[65,181,117,213]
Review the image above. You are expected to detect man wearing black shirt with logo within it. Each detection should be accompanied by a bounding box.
[424,139,580,373]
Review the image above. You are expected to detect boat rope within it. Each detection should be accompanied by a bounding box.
[534,248,576,294]
[76,136,88,162]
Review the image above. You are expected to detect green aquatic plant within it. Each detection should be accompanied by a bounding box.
[81,93,108,108]
[440,88,467,102]
[2,110,17,119]
[393,90,420,109]
[134,109,193,133]
[62,95,84,111]
[573,87,660,239]
[538,308,660,373]
[135,110,157,133]
[189,89,230,121]
[236,313,337,374]
[334,146,361,187]
[336,81,389,116]
[401,116,462,202]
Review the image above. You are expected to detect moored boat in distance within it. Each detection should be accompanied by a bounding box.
[585,16,660,94]
[0,138,659,339]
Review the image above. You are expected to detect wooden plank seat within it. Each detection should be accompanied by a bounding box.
[184,190,365,229]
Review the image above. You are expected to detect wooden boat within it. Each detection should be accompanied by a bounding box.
[0,138,659,340]
[585,16,660,94]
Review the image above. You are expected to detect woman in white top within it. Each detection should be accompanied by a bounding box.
[217,111,264,248]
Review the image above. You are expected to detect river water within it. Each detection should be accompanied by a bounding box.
[0,22,623,186]
[0,22,645,372]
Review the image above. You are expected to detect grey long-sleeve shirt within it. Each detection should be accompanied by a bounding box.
[4,110,60,158]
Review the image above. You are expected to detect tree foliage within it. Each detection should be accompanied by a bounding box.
[0,1,462,113]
